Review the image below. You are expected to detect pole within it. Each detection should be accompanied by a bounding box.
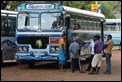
[101,20,104,42]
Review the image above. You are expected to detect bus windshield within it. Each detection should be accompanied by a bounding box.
[18,12,39,31]
[41,12,64,31]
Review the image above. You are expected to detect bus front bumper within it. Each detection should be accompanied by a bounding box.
[15,53,59,61]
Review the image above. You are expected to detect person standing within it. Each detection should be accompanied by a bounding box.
[85,36,95,71]
[59,33,67,72]
[104,34,113,74]
[88,35,104,75]
[69,37,80,73]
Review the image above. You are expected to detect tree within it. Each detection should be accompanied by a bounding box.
[1,1,9,9]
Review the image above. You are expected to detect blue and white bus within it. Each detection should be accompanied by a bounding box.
[1,10,18,64]
[104,19,121,45]
[15,2,105,67]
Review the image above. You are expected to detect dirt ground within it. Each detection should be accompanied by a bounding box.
[1,47,121,81]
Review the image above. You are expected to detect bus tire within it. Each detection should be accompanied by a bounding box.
[27,60,35,68]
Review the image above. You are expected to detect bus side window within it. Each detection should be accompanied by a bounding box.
[4,21,11,29]
[65,15,70,27]
[4,22,10,36]
[77,22,81,29]
[8,20,11,28]
[4,21,7,27]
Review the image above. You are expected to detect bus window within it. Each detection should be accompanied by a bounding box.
[1,15,16,36]
[29,13,39,30]
[1,16,7,36]
[8,17,16,36]
[77,21,81,29]
[70,19,75,30]
[18,13,39,31]
[18,13,27,30]
[98,22,101,30]
[84,20,87,28]
[87,21,91,30]
[41,12,64,31]
[118,23,121,31]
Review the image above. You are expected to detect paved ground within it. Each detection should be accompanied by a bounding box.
[1,47,121,81]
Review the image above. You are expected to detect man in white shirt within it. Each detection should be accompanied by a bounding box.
[85,36,95,71]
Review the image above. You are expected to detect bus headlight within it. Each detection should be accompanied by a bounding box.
[56,47,59,52]
[18,46,29,53]
[50,46,59,53]
[23,47,28,52]
[51,47,55,52]
[18,47,23,51]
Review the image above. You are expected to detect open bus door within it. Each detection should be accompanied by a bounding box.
[65,15,71,61]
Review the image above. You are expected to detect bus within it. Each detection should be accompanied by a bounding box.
[1,10,18,64]
[63,6,105,59]
[104,19,121,45]
[15,2,105,67]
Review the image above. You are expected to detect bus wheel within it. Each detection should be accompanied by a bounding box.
[27,60,35,68]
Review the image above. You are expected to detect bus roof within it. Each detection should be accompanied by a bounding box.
[1,10,18,14]
[63,6,105,19]
[105,19,121,24]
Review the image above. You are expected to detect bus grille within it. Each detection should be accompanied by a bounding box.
[17,36,49,49]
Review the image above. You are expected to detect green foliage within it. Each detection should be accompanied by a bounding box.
[99,1,116,18]
[5,1,28,11]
